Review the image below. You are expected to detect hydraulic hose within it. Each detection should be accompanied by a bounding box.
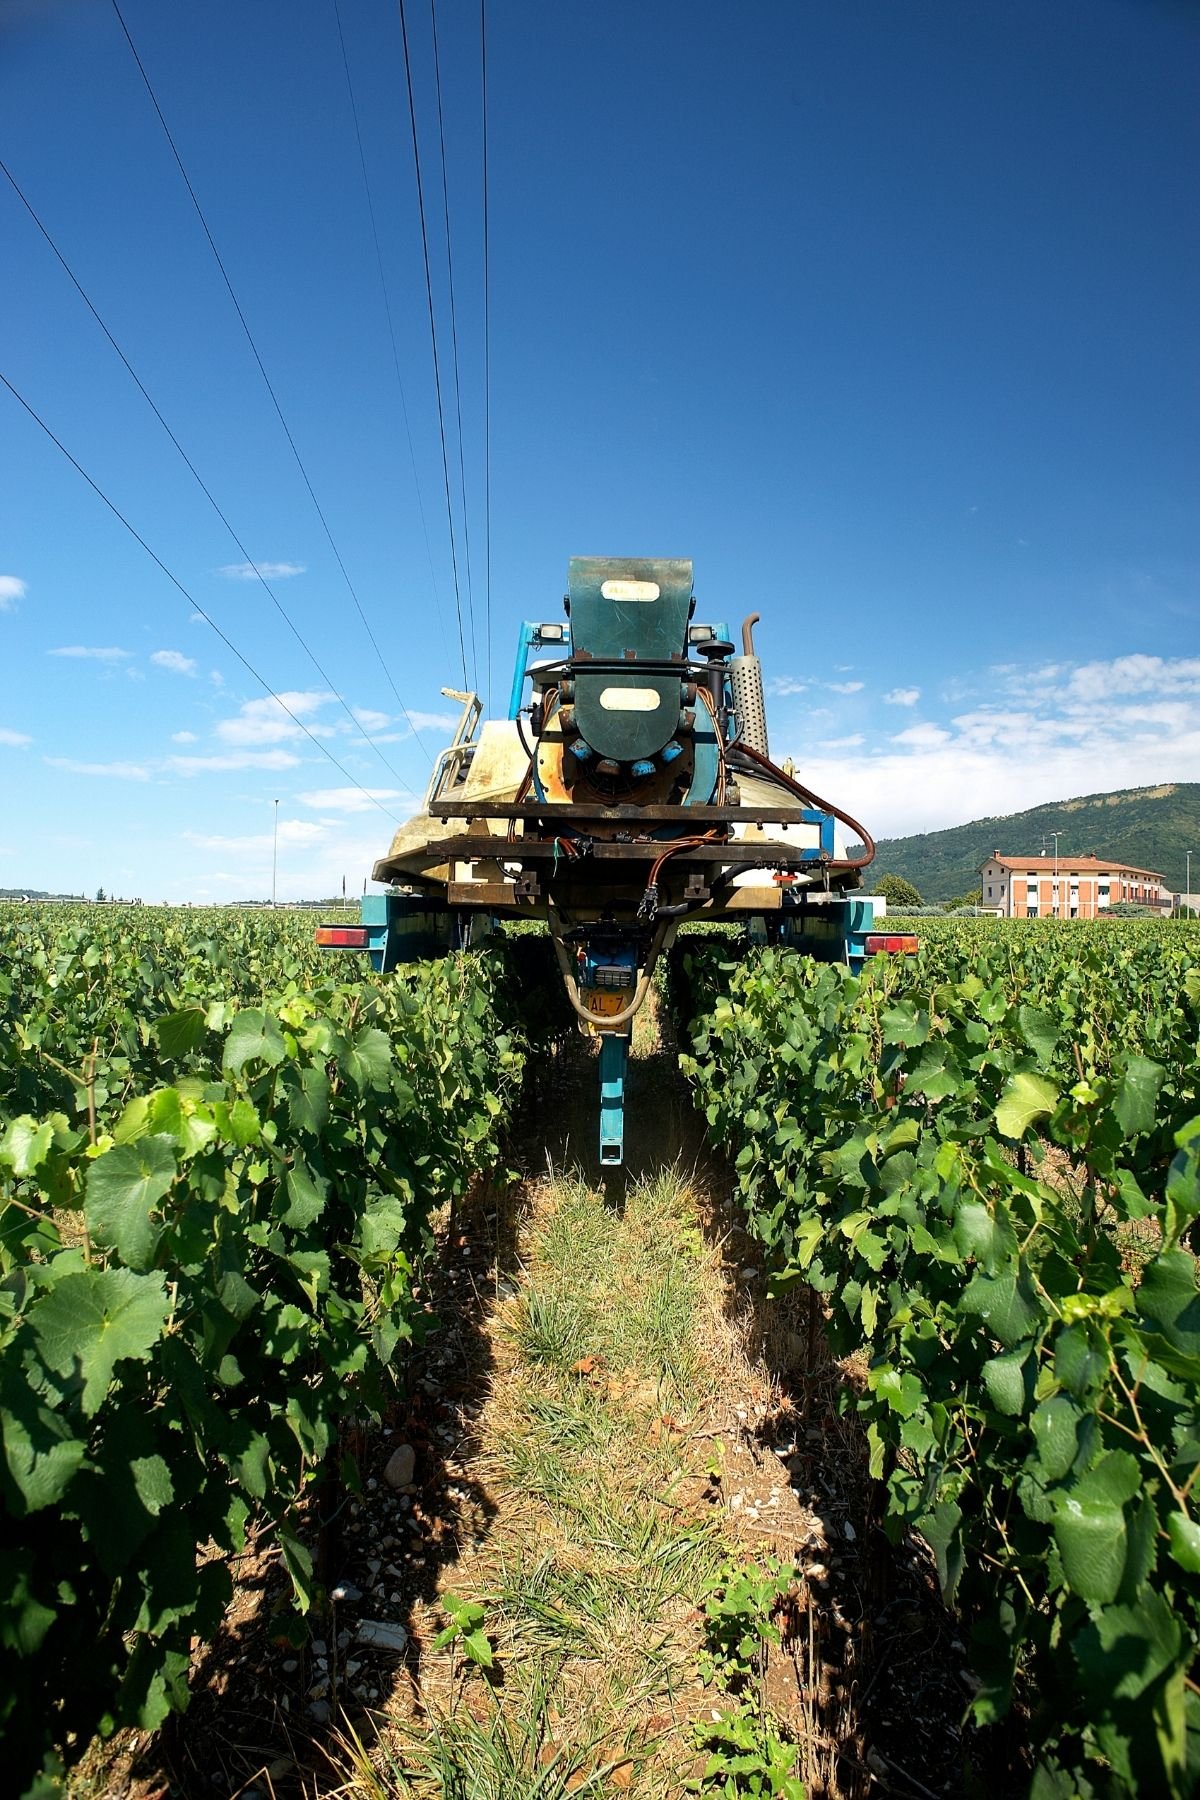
[732,741,877,871]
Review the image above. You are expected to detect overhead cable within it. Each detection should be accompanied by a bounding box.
[396,0,471,693]
[0,370,408,825]
[430,0,479,692]
[107,0,433,760]
[330,0,454,678]
[0,154,421,792]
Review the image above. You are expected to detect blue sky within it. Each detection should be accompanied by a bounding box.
[2,0,1197,900]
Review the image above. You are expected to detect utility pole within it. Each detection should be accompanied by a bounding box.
[272,799,280,908]
[1188,849,1192,917]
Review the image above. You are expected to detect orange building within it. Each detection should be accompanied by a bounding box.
[979,853,1170,919]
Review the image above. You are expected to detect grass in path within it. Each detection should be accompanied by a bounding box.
[337,1161,774,1798]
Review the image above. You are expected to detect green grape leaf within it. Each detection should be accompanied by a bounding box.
[338,1026,392,1092]
[280,1162,328,1231]
[0,1369,87,1513]
[960,1265,1041,1347]
[29,1267,170,1416]
[85,1136,176,1270]
[1138,1251,1200,1355]
[223,1008,286,1075]
[1053,1497,1127,1605]
[154,1007,207,1059]
[983,1347,1030,1417]
[0,1550,57,1654]
[0,1115,54,1178]
[1111,1056,1165,1140]
[1031,1396,1079,1481]
[1018,1005,1059,1066]
[995,1072,1058,1141]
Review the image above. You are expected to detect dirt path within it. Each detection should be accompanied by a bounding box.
[80,1008,1023,1799]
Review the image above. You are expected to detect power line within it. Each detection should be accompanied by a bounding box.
[0,153,421,794]
[107,0,433,761]
[481,0,493,714]
[396,0,471,693]
[0,369,408,825]
[430,0,479,692]
[330,0,454,678]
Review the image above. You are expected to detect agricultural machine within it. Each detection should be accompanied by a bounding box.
[318,557,915,1165]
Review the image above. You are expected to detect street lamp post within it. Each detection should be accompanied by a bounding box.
[272,799,280,908]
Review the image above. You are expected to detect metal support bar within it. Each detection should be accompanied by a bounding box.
[598,1033,628,1167]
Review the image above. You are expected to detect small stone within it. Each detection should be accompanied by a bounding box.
[281,1658,298,1674]
[843,1520,856,1540]
[310,1639,328,1657]
[384,1444,417,1489]
[308,1699,331,1724]
[332,1581,363,1604]
[741,1266,758,1280]
[357,1618,409,1653]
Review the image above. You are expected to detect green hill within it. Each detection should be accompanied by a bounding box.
[858,782,1200,903]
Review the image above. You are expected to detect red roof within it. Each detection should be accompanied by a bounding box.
[981,854,1165,880]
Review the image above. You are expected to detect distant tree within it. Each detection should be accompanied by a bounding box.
[877,874,923,910]
[95,886,106,903]
[942,888,982,911]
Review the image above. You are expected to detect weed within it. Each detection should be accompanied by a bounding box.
[697,1558,798,1693]
[433,1592,494,1670]
[687,1709,805,1799]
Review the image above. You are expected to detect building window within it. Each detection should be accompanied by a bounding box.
[1027,906,1038,918]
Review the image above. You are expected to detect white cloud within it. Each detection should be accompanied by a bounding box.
[767,677,811,698]
[298,786,408,814]
[151,649,198,676]
[402,709,461,734]
[0,575,27,612]
[168,749,301,774]
[171,730,198,744]
[217,560,306,581]
[892,722,951,749]
[184,820,330,853]
[822,734,865,750]
[352,707,391,733]
[1061,655,1200,705]
[45,757,151,780]
[883,687,921,707]
[0,726,32,747]
[216,691,334,746]
[48,645,131,662]
[778,651,1200,841]
[827,680,865,695]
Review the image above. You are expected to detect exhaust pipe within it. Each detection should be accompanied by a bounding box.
[730,612,769,757]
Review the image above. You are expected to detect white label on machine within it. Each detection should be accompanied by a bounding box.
[599,687,661,712]
[600,579,659,601]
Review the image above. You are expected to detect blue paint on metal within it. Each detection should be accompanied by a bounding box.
[508,621,573,719]
[598,1032,628,1166]
[630,760,656,778]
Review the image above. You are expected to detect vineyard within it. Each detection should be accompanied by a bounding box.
[2,905,1199,1796]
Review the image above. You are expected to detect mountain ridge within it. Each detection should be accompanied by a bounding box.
[860,782,1200,902]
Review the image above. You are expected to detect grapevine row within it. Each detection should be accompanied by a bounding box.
[0,922,531,1795]
[671,930,1200,1795]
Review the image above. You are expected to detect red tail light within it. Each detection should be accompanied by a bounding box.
[315,926,370,949]
[865,933,919,955]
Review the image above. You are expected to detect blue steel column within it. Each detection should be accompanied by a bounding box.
[598,1033,628,1166]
